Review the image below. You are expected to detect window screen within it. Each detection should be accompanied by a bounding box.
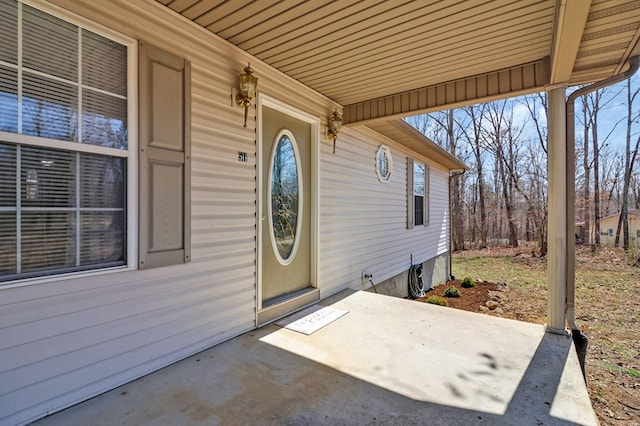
[0,1,128,282]
[414,163,425,226]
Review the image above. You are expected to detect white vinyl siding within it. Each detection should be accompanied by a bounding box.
[0,1,264,424]
[0,1,453,425]
[319,126,449,298]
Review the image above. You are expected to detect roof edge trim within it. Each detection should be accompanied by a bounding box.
[366,119,468,171]
[344,58,550,126]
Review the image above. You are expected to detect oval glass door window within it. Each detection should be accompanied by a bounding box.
[268,130,303,264]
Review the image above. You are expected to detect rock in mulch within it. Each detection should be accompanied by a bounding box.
[485,300,500,310]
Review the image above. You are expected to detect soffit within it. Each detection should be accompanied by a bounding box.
[158,0,640,121]
[571,0,640,83]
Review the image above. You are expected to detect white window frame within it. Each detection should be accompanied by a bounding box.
[0,0,138,287]
[375,144,392,183]
[407,157,429,229]
[267,128,304,266]
[413,162,425,226]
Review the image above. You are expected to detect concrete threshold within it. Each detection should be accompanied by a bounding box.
[35,290,598,425]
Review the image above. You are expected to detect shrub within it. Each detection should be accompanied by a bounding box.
[461,277,476,288]
[426,296,449,306]
[444,286,460,298]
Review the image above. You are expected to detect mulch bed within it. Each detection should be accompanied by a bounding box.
[415,279,505,313]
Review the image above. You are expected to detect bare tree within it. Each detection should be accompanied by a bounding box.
[612,78,640,248]
[483,100,521,247]
[581,90,606,249]
[521,93,548,154]
[405,112,468,250]
[519,93,549,255]
[579,91,593,246]
[403,79,638,254]
[578,84,626,249]
[460,104,488,247]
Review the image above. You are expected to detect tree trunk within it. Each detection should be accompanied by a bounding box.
[582,95,591,247]
[593,102,601,249]
[448,110,466,251]
[478,167,487,248]
[615,78,640,250]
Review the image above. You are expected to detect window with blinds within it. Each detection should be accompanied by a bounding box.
[0,0,128,282]
[411,162,428,227]
[414,163,425,226]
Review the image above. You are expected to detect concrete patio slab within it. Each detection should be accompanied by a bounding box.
[34,290,598,425]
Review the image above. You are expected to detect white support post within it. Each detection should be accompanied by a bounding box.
[547,87,568,334]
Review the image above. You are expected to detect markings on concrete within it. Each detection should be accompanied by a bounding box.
[275,305,349,335]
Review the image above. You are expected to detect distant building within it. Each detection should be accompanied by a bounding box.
[588,210,640,247]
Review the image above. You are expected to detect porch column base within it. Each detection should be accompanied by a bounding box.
[545,325,569,336]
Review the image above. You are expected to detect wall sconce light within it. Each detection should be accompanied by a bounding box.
[236,63,258,128]
[327,109,343,153]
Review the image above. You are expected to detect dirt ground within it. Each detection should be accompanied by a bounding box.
[416,246,640,426]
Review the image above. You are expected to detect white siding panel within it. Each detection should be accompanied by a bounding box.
[0,0,309,424]
[0,1,453,424]
[319,127,450,298]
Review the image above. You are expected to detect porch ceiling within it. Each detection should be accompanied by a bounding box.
[158,0,640,124]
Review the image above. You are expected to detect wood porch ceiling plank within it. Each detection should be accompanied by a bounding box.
[263,0,551,69]
[255,0,432,62]
[231,1,380,51]
[196,0,280,30]
[290,12,553,83]
[236,0,388,53]
[314,37,551,105]
[218,0,320,42]
[581,0,640,76]
[617,25,640,74]
[583,12,640,35]
[290,14,551,84]
[587,0,640,19]
[166,0,201,14]
[181,0,247,21]
[577,42,635,60]
[152,0,640,122]
[580,31,640,51]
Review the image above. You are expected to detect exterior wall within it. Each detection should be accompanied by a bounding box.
[590,215,640,247]
[0,1,453,425]
[363,252,450,298]
[1,1,335,425]
[319,125,451,298]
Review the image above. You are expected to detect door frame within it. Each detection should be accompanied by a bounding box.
[256,94,321,319]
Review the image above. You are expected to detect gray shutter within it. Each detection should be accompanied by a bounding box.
[138,41,191,269]
[407,157,414,229]
[424,165,430,227]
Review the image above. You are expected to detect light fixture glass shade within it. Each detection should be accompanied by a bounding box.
[238,65,257,101]
[327,109,342,153]
[236,64,258,127]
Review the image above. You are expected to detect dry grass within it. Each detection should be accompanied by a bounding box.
[451,246,640,426]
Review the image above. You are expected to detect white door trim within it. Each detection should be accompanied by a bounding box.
[256,94,321,319]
